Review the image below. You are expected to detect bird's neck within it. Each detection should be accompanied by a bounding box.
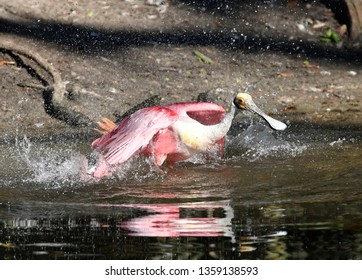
[209,102,235,141]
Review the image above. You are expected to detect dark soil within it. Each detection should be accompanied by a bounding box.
[1,0,362,140]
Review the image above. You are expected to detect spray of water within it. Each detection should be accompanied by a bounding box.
[15,136,89,188]
[227,123,308,162]
[111,156,165,182]
[11,122,308,187]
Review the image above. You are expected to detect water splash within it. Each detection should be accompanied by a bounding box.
[183,145,223,166]
[112,156,165,182]
[15,136,88,188]
[88,150,165,183]
[12,135,166,187]
[228,123,308,161]
[11,123,308,187]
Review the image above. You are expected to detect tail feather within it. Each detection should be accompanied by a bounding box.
[94,117,117,134]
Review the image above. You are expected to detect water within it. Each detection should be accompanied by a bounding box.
[0,124,361,260]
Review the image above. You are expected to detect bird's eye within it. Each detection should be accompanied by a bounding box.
[233,97,247,110]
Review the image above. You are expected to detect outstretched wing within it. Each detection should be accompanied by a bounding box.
[166,102,225,125]
[92,106,179,165]
[166,102,227,156]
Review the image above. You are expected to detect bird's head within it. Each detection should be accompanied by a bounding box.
[233,92,287,131]
[233,92,253,110]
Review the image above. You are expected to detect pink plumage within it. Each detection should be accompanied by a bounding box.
[91,102,227,178]
[92,106,178,164]
[89,92,287,178]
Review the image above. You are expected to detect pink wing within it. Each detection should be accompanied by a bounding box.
[92,106,179,165]
[167,102,227,156]
[166,102,226,125]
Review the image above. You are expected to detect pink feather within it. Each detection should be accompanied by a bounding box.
[92,106,178,165]
[91,102,228,178]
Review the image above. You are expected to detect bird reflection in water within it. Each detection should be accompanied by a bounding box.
[109,200,235,240]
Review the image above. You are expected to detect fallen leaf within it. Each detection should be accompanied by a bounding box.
[193,50,214,64]
[321,29,340,43]
[0,61,16,65]
[287,1,298,7]
[284,105,297,111]
[0,243,16,249]
[309,86,322,92]
[326,87,336,94]
[303,60,319,68]
[312,21,326,29]
[278,72,294,78]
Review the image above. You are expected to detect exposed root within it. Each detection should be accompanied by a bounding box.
[0,39,93,127]
[0,39,162,131]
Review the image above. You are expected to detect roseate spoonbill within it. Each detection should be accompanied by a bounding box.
[89,93,286,178]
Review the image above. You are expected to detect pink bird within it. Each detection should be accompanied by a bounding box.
[88,93,286,178]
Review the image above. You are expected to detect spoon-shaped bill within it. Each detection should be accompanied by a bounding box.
[246,100,287,131]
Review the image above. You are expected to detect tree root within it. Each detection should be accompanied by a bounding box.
[0,39,162,130]
[0,39,94,127]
